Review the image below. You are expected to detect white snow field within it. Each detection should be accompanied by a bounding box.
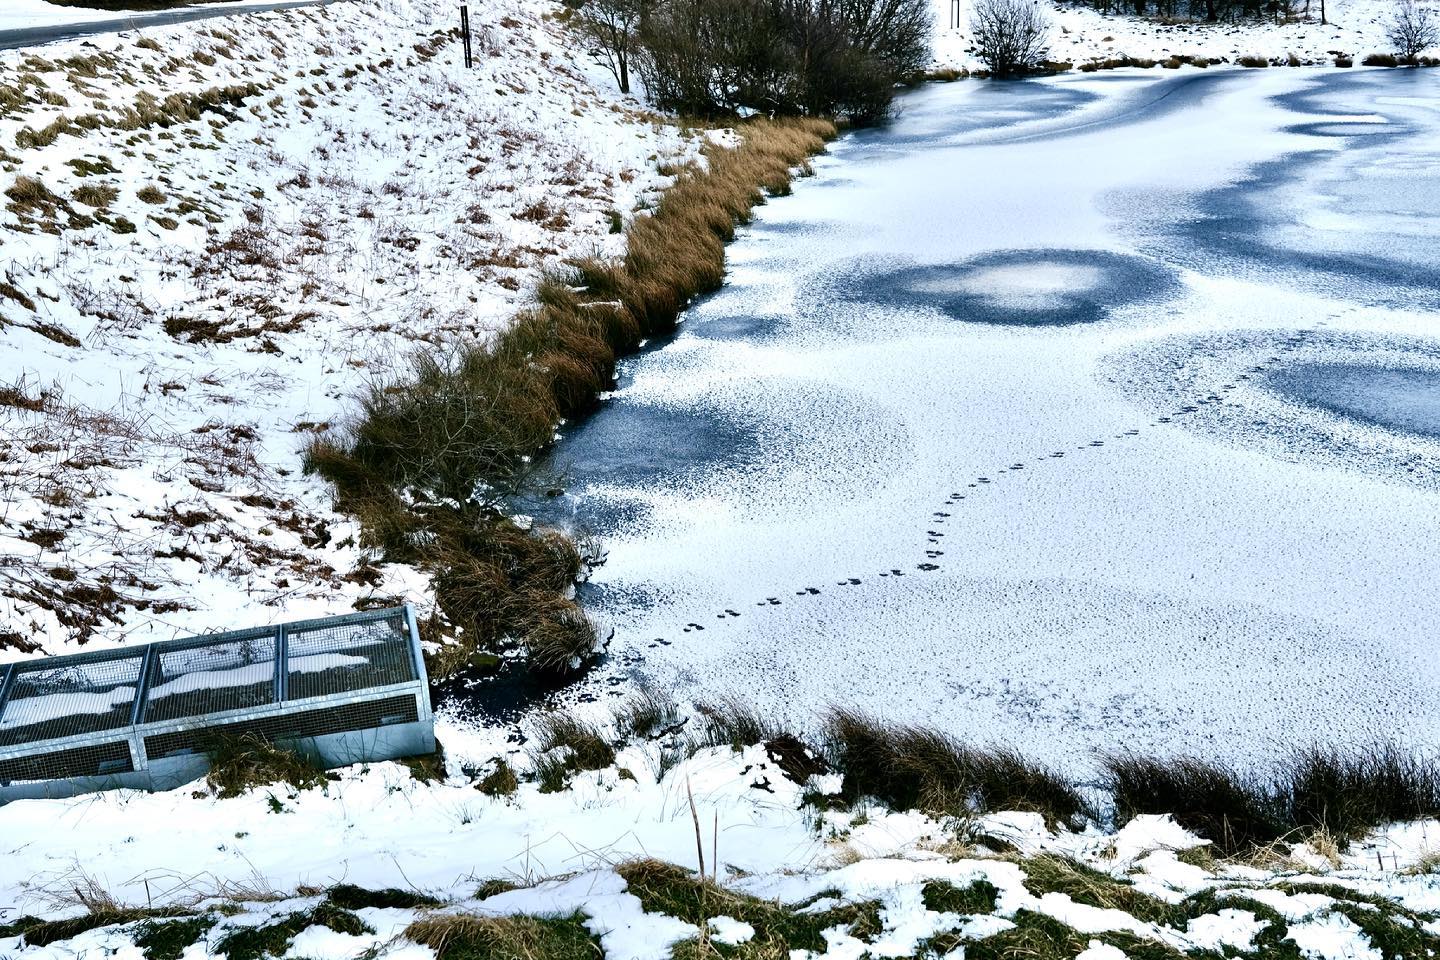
[1,742,1438,959]
[521,68,1440,772]
[930,0,1421,69]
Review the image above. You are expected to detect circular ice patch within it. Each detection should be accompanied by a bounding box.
[1102,329,1440,487]
[1269,364,1440,440]
[845,249,1179,327]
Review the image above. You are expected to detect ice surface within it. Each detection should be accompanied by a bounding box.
[1270,364,1440,439]
[513,69,1440,772]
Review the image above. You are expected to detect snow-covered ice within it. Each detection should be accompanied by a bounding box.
[521,67,1440,772]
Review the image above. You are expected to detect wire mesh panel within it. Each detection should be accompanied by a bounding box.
[145,694,421,760]
[284,610,415,702]
[0,740,133,783]
[0,652,144,747]
[143,630,278,723]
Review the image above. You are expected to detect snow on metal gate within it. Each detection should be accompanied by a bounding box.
[0,605,434,804]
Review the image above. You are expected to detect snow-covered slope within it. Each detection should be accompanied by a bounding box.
[1,735,1438,959]
[0,0,696,656]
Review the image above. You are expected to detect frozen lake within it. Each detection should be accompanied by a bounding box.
[511,68,1440,770]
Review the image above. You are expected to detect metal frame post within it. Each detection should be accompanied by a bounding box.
[403,604,432,720]
[130,647,156,727]
[274,624,290,703]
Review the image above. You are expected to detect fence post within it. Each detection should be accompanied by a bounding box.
[0,663,14,718]
[460,5,474,69]
[274,624,289,703]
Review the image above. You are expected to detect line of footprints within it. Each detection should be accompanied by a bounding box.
[644,330,1314,652]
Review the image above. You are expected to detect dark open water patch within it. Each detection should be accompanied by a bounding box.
[1141,72,1440,308]
[846,81,1099,150]
[433,657,593,724]
[828,249,1180,327]
[1269,364,1440,439]
[515,397,761,535]
[1286,120,1400,139]
[1102,328,1440,487]
[691,312,789,343]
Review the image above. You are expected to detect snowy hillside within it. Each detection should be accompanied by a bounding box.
[932,0,1414,68]
[0,0,697,657]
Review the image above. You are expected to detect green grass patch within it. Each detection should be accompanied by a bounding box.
[133,916,217,960]
[326,884,442,911]
[920,878,1000,915]
[204,733,330,799]
[216,904,371,960]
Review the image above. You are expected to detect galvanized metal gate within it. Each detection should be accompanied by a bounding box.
[0,605,434,803]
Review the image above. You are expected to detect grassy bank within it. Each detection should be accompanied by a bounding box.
[453,693,1440,860]
[11,712,1440,960]
[10,860,1440,960]
[307,118,836,679]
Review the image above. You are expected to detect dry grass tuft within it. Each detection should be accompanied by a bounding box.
[824,708,1086,827]
[1104,744,1440,856]
[404,912,602,960]
[204,733,330,799]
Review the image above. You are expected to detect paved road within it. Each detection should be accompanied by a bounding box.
[0,0,336,50]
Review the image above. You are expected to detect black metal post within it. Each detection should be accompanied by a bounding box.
[274,624,290,703]
[460,5,474,68]
[130,647,156,726]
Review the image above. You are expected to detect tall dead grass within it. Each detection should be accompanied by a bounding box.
[824,708,1088,828]
[308,119,834,679]
[1104,743,1440,856]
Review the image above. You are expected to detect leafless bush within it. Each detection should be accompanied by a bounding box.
[633,0,928,122]
[970,0,1052,77]
[1387,0,1439,62]
[575,0,643,94]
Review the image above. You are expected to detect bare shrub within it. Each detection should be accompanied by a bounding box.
[632,0,927,122]
[576,0,643,94]
[970,0,1051,77]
